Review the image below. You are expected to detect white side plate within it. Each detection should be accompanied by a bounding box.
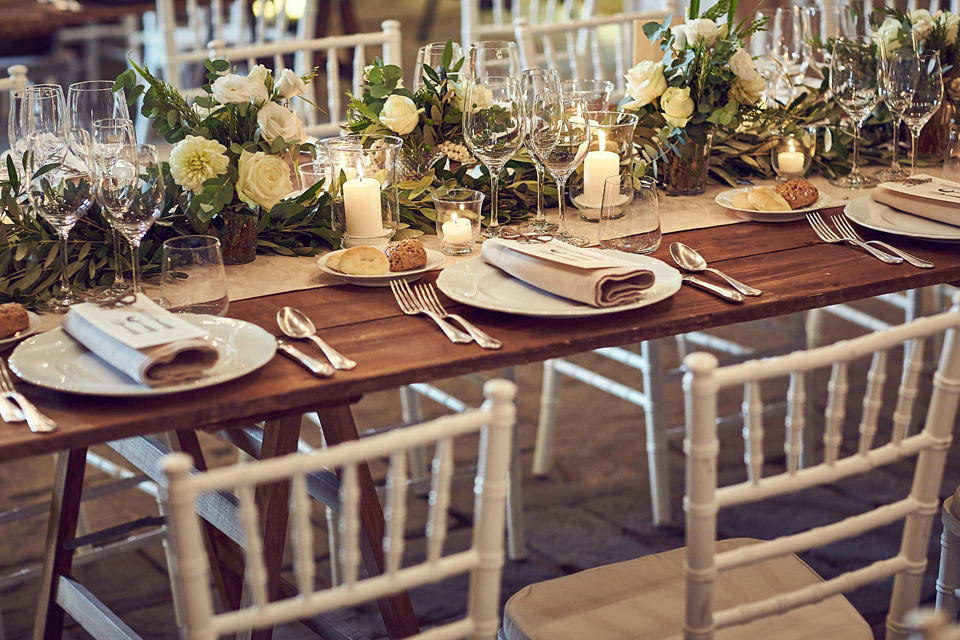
[0,311,40,349]
[716,188,832,222]
[318,248,445,287]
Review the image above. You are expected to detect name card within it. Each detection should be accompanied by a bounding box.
[67,294,206,350]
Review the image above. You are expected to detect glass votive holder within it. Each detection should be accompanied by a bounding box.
[298,160,330,194]
[569,111,639,221]
[598,176,661,254]
[771,133,812,180]
[432,189,484,255]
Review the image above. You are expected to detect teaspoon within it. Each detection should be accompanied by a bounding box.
[276,307,357,370]
[669,242,762,297]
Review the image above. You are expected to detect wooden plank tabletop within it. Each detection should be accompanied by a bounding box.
[0,1,154,41]
[0,212,957,462]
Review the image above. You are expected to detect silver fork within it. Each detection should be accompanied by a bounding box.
[832,215,934,269]
[414,284,503,350]
[806,212,902,264]
[0,360,56,433]
[390,280,473,344]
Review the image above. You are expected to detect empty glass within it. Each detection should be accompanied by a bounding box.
[160,236,229,316]
[943,126,960,182]
[876,39,915,182]
[599,175,660,254]
[413,42,464,90]
[91,117,138,295]
[520,68,561,233]
[560,79,614,111]
[897,50,943,176]
[829,36,880,189]
[466,41,520,78]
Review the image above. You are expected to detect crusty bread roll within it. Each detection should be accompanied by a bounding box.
[731,191,754,210]
[385,239,427,272]
[774,179,819,209]
[338,246,390,276]
[747,187,791,212]
[0,302,29,338]
[324,250,345,272]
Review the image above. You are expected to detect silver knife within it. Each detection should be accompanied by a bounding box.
[277,339,335,377]
[681,275,746,303]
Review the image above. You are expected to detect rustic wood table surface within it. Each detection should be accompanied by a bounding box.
[8,210,960,639]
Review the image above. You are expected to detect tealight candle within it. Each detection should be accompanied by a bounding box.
[777,150,806,175]
[342,176,383,237]
[442,213,473,244]
[583,129,619,206]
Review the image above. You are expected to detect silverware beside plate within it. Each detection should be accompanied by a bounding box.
[276,339,335,377]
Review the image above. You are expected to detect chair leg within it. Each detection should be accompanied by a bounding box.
[640,340,672,526]
[937,494,960,621]
[506,422,527,560]
[533,359,562,477]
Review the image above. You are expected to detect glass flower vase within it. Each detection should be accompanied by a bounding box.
[661,129,715,197]
[216,207,259,265]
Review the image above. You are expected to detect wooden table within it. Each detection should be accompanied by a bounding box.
[8,212,960,639]
[0,1,154,41]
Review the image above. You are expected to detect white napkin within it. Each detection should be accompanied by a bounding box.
[871,175,960,228]
[62,294,219,387]
[480,238,655,307]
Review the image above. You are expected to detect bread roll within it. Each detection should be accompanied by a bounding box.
[774,179,819,209]
[0,302,29,338]
[731,191,754,210]
[325,250,345,272]
[747,187,791,212]
[338,246,390,275]
[385,239,427,272]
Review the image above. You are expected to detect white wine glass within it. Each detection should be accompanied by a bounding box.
[462,76,524,240]
[896,50,943,176]
[771,6,809,98]
[520,68,561,233]
[22,86,95,312]
[829,36,880,189]
[876,40,917,182]
[532,92,590,246]
[91,118,138,295]
[413,41,464,91]
[466,41,520,79]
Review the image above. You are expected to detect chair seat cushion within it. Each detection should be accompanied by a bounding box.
[501,538,872,640]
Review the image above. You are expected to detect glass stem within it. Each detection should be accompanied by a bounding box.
[533,162,545,222]
[489,170,500,231]
[555,177,568,233]
[58,233,70,296]
[113,228,126,286]
[910,128,919,175]
[891,116,902,170]
[850,122,863,178]
[129,239,140,294]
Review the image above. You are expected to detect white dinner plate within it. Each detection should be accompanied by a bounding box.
[844,196,960,243]
[436,251,682,318]
[0,311,40,349]
[317,248,445,287]
[716,188,832,222]
[8,314,277,396]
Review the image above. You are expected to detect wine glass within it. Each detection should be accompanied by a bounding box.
[466,41,520,79]
[829,36,880,189]
[531,91,590,246]
[70,81,131,295]
[8,83,60,170]
[770,6,809,100]
[876,42,917,182]
[520,68,561,233]
[560,79,614,112]
[413,42,464,91]
[462,76,524,240]
[93,141,164,294]
[22,86,95,312]
[897,50,944,176]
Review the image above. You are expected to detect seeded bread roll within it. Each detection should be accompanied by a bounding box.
[0,302,29,338]
[774,179,819,209]
[385,239,427,272]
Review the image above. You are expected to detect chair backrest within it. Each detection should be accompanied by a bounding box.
[463,0,596,50]
[0,65,29,93]
[162,379,517,640]
[682,295,960,640]
[514,11,669,105]
[205,19,402,139]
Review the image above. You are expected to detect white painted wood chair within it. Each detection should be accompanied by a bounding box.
[163,379,517,640]
[461,0,596,51]
[936,485,960,621]
[500,295,960,640]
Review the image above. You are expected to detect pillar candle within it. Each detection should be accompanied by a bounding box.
[442,214,473,244]
[583,130,619,206]
[777,151,806,175]
[343,177,383,237]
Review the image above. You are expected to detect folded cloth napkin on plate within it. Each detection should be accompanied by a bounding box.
[62,294,219,387]
[480,238,655,307]
[871,175,960,228]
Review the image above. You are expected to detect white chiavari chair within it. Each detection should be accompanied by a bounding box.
[501,294,960,640]
[163,379,517,640]
[461,0,596,51]
[936,485,960,621]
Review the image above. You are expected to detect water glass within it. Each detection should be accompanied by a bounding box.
[598,176,660,254]
[560,79,614,111]
[160,236,230,316]
[432,188,483,255]
[466,41,519,78]
[413,41,464,90]
[944,127,960,182]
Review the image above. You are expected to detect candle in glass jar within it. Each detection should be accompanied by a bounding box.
[441,213,473,244]
[343,176,383,237]
[583,129,619,205]
[777,150,806,175]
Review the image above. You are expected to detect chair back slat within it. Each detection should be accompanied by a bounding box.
[236,482,268,606]
[464,0,595,52]
[385,450,409,574]
[289,473,315,596]
[340,463,361,586]
[892,339,926,445]
[428,437,456,562]
[858,349,888,455]
[785,371,805,475]
[823,362,848,465]
[742,381,764,484]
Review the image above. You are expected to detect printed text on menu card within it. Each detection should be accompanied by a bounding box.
[71,295,207,349]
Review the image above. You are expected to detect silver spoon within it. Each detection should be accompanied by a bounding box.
[276,307,357,370]
[669,242,762,297]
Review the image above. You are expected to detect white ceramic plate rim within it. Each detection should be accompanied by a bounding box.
[716,188,832,215]
[0,311,40,348]
[844,196,960,242]
[436,251,682,318]
[8,314,277,396]
[317,248,445,283]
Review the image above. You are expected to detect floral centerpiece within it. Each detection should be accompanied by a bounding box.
[115,59,330,264]
[621,0,766,195]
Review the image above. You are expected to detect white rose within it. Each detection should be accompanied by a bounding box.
[728,48,759,80]
[672,23,688,51]
[685,18,720,47]
[257,102,306,144]
[168,135,229,194]
[909,9,933,24]
[275,68,307,99]
[874,17,903,55]
[212,73,269,105]
[247,64,269,88]
[909,10,934,43]
[943,12,960,45]
[730,74,766,106]
[623,60,667,109]
[661,86,695,128]
[236,150,294,211]
[379,94,419,135]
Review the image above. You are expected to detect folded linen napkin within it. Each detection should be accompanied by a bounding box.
[871,175,960,228]
[480,238,655,307]
[62,294,219,387]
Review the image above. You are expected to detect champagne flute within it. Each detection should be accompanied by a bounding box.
[22,86,95,312]
[93,142,164,294]
[520,68,561,233]
[877,43,917,182]
[69,81,131,294]
[462,76,524,240]
[898,50,943,176]
[829,36,880,189]
[533,92,590,246]
[466,41,520,79]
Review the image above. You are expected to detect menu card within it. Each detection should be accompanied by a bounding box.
[872,175,960,228]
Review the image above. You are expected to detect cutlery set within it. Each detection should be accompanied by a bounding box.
[806,212,933,268]
[390,280,503,349]
[0,360,56,434]
[668,242,761,304]
[275,306,355,378]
